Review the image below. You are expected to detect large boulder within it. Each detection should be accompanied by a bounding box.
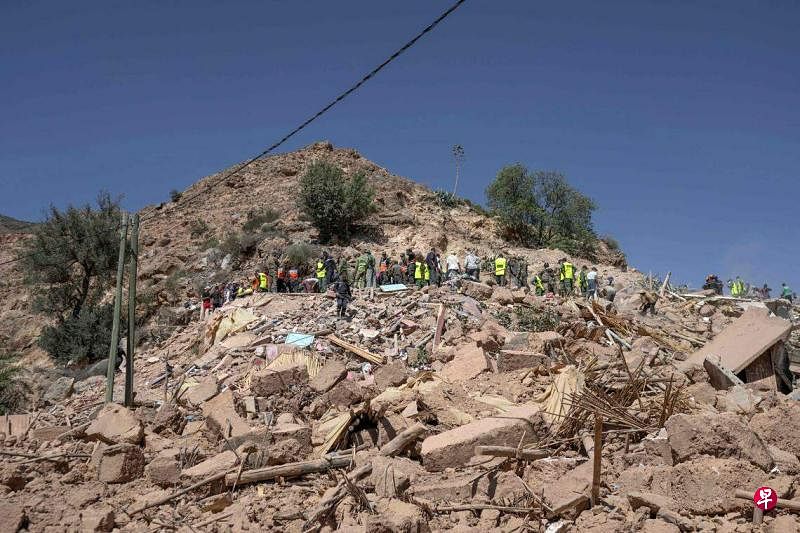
[86,404,144,445]
[461,280,493,300]
[43,376,74,403]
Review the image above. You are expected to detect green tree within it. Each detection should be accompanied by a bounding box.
[298,162,376,243]
[19,193,122,364]
[486,165,597,251]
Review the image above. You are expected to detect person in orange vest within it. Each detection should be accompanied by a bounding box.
[288,267,300,293]
[276,265,287,293]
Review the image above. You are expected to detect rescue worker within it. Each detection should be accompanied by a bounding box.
[586,266,598,299]
[255,271,269,293]
[577,266,588,298]
[601,277,617,302]
[425,248,440,286]
[332,274,352,318]
[638,290,659,315]
[378,252,390,285]
[494,252,507,286]
[539,263,556,295]
[391,260,403,285]
[337,255,350,284]
[532,273,545,295]
[364,250,376,289]
[324,251,337,290]
[517,256,529,288]
[316,254,328,292]
[560,258,575,296]
[703,274,723,295]
[464,250,480,281]
[355,251,368,289]
[276,265,287,293]
[288,267,299,293]
[781,283,794,302]
[731,276,745,297]
[414,255,425,289]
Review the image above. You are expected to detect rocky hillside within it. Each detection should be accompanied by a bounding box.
[0,141,629,365]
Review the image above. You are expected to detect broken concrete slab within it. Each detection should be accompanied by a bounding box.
[309,360,347,393]
[80,506,115,532]
[183,379,218,406]
[250,361,308,396]
[374,360,408,390]
[665,412,773,471]
[97,443,145,483]
[439,342,487,383]
[201,389,251,439]
[541,461,593,519]
[420,404,542,471]
[627,491,678,515]
[86,404,144,445]
[683,307,791,374]
[461,280,493,300]
[494,350,548,372]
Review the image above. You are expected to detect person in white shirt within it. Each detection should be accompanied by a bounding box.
[445,252,461,280]
[464,250,480,281]
[586,266,598,298]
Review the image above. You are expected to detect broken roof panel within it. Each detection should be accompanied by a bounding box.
[684,307,792,373]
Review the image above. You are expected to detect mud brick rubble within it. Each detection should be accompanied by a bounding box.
[2,278,800,533]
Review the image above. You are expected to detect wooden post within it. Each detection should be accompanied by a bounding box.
[591,413,603,506]
[124,213,139,407]
[659,272,672,298]
[105,212,128,404]
[752,507,763,525]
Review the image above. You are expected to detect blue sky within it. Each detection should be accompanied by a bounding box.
[1,1,798,291]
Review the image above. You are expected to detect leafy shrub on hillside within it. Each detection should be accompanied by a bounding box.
[600,234,620,251]
[515,307,560,332]
[189,219,209,238]
[298,162,376,243]
[170,189,182,203]
[433,189,459,208]
[285,242,316,266]
[19,193,122,364]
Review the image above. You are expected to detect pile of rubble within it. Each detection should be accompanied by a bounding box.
[2,277,799,532]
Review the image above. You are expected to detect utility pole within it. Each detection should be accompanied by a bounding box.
[451,144,465,197]
[125,213,140,407]
[105,212,129,403]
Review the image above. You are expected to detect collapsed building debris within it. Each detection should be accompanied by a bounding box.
[2,258,800,532]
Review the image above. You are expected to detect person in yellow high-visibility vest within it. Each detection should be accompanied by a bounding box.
[559,258,575,296]
[730,276,745,297]
[494,252,507,286]
[414,256,425,289]
[316,257,327,292]
[533,275,545,296]
[255,271,269,292]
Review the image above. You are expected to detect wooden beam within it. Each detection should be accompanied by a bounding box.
[327,335,385,365]
[225,456,352,487]
[734,489,800,512]
[591,413,603,506]
[432,303,446,351]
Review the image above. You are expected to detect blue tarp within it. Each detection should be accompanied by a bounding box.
[285,333,315,348]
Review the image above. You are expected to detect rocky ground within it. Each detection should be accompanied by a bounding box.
[2,273,800,532]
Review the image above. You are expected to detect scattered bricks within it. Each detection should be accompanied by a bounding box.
[366,498,431,533]
[490,286,515,305]
[440,342,488,383]
[309,360,347,393]
[461,280,493,300]
[665,412,772,471]
[250,361,308,396]
[43,376,74,403]
[97,443,145,483]
[643,428,673,466]
[86,404,144,445]
[201,390,250,439]
[374,360,408,390]
[420,404,542,471]
[80,505,115,532]
[627,491,679,515]
[181,450,237,484]
[0,502,26,533]
[145,457,180,487]
[183,379,218,407]
[30,425,70,442]
[749,402,800,456]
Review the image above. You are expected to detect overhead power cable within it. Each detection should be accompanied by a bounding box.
[140,0,467,224]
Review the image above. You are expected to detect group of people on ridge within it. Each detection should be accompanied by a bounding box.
[703,274,794,302]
